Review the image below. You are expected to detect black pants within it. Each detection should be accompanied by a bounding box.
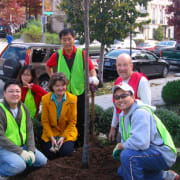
[42,140,75,160]
[76,93,85,147]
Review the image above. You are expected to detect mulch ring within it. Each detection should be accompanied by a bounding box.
[11,145,122,180]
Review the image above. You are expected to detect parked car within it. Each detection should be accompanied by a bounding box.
[152,40,179,57]
[161,45,180,66]
[110,39,136,50]
[0,42,61,90]
[0,24,8,38]
[103,49,169,78]
[75,39,108,55]
[137,42,156,52]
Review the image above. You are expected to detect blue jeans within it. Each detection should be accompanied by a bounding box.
[0,146,47,178]
[118,148,169,180]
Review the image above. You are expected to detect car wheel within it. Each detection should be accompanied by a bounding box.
[162,66,169,78]
[39,75,49,92]
[3,59,21,79]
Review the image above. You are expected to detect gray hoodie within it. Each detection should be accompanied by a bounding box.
[119,100,177,167]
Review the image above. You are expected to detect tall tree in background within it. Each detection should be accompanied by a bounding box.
[17,0,42,20]
[0,0,26,24]
[166,0,180,41]
[59,0,150,84]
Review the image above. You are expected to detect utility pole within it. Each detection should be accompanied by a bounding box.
[42,0,45,43]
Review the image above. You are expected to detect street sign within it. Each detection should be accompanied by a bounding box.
[41,15,47,25]
[44,11,54,16]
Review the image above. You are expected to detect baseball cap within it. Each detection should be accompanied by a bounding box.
[112,82,134,94]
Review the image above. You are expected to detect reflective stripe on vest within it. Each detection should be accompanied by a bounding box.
[0,103,27,147]
[24,89,36,118]
[57,48,85,96]
[121,106,177,154]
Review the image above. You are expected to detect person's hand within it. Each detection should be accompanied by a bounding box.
[20,150,31,162]
[89,76,99,86]
[50,136,58,153]
[22,80,33,89]
[28,151,35,164]
[112,143,121,160]
[108,127,116,141]
[56,137,65,150]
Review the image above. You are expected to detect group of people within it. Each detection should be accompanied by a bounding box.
[0,28,179,180]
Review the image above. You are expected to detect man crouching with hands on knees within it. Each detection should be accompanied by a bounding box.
[112,82,179,180]
[0,80,47,179]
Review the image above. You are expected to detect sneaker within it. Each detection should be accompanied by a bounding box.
[163,170,179,180]
[170,170,180,180]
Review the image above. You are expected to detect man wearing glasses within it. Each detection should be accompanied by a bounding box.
[0,80,47,179]
[112,82,179,180]
[109,53,151,142]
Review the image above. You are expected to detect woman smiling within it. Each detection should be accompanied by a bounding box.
[41,72,78,160]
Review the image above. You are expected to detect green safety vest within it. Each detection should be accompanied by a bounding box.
[121,106,177,154]
[24,89,36,118]
[0,103,27,147]
[57,48,85,96]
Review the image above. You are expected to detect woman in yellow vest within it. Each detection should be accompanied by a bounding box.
[41,72,78,160]
[17,65,47,118]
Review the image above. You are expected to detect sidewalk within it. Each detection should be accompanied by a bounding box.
[94,75,180,109]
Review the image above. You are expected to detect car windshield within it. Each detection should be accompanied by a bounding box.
[157,41,176,46]
[105,50,131,58]
[1,46,27,60]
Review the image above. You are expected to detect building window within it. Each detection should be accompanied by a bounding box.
[168,29,171,38]
[152,8,155,24]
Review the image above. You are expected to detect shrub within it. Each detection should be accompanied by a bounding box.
[162,80,180,104]
[45,32,59,44]
[93,105,113,137]
[156,108,180,147]
[153,25,164,41]
[32,113,42,150]
[13,33,21,39]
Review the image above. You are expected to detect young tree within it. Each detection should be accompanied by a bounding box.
[59,0,151,84]
[153,26,164,41]
[166,0,180,41]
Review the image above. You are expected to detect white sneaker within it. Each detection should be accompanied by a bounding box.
[163,170,179,180]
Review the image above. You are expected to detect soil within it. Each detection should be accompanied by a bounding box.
[11,144,122,180]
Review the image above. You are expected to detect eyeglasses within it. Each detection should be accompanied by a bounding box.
[6,90,21,94]
[114,93,130,100]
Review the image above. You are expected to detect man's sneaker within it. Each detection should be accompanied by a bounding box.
[163,170,179,180]
[170,170,180,180]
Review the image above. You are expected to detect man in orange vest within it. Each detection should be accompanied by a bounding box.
[109,53,151,142]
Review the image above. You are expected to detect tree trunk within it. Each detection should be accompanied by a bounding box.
[98,43,105,87]
[82,0,89,168]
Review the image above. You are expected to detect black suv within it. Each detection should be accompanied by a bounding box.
[0,42,61,90]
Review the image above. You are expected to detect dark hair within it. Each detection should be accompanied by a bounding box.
[48,72,69,92]
[3,80,21,92]
[59,28,75,39]
[17,65,38,85]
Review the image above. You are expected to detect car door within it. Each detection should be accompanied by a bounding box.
[135,51,162,76]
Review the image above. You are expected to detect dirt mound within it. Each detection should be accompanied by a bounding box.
[11,145,122,180]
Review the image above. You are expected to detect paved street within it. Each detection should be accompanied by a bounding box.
[93,74,180,109]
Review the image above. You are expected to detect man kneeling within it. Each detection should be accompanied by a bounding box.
[112,82,179,180]
[0,80,47,179]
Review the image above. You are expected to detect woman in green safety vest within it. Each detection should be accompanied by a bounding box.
[17,65,47,118]
[111,82,179,180]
